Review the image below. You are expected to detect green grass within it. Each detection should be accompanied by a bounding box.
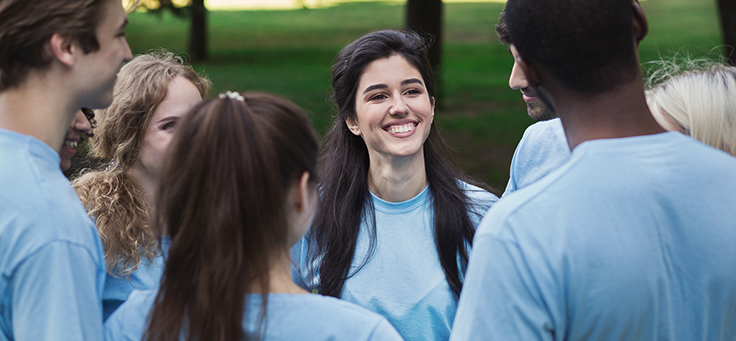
[124,0,722,190]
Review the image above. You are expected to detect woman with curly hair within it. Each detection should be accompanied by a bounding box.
[72,50,210,320]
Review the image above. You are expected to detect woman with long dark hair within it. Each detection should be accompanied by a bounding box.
[294,30,498,340]
[104,92,402,341]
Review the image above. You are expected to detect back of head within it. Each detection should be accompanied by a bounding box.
[504,0,638,94]
[646,62,736,156]
[0,0,104,91]
[92,50,210,170]
[147,91,319,341]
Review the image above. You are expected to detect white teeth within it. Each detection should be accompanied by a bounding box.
[64,140,78,149]
[387,123,415,134]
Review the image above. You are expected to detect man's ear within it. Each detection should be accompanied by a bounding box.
[632,1,649,45]
[345,117,361,136]
[49,33,76,67]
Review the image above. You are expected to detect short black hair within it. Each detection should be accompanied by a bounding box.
[496,8,511,45]
[505,0,639,94]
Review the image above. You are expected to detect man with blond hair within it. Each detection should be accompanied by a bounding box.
[0,0,132,339]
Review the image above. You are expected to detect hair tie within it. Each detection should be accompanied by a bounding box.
[218,91,244,102]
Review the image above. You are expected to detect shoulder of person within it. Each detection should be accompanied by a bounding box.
[457,180,499,208]
[292,294,395,328]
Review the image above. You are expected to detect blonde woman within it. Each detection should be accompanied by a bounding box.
[646,59,736,156]
[73,50,210,320]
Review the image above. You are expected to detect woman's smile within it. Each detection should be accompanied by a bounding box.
[384,120,418,137]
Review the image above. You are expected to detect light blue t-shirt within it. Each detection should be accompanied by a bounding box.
[104,290,403,340]
[294,182,497,341]
[502,118,570,197]
[451,132,736,341]
[102,236,169,321]
[0,129,106,340]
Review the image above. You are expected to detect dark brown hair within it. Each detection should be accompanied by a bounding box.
[496,7,511,45]
[308,29,490,299]
[505,0,639,94]
[0,0,104,90]
[145,92,319,341]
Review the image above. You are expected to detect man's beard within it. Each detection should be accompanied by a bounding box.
[527,101,556,121]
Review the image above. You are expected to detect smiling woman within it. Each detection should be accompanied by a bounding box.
[72,50,210,321]
[293,29,499,341]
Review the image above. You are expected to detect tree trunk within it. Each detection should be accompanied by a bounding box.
[406,0,444,106]
[717,0,736,65]
[189,0,207,62]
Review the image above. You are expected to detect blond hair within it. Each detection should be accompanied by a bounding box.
[646,57,736,157]
[73,50,211,276]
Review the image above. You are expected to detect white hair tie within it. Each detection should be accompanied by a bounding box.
[218,91,244,102]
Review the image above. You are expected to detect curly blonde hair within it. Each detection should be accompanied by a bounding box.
[73,50,211,276]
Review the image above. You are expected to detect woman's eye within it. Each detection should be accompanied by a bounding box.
[162,122,175,130]
[404,89,421,95]
[369,94,387,101]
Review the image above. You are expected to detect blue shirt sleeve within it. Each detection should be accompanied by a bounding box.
[451,234,554,341]
[503,136,525,197]
[10,241,103,340]
[104,291,153,341]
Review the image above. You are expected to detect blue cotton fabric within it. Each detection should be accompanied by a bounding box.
[502,118,570,197]
[294,182,497,341]
[452,132,736,341]
[0,129,106,340]
[104,290,403,340]
[102,236,170,321]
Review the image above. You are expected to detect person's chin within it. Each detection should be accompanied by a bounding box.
[87,92,114,110]
[60,160,72,172]
[527,101,556,122]
[86,78,117,109]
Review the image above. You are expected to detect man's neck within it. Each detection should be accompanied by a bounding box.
[554,79,665,150]
[0,72,78,152]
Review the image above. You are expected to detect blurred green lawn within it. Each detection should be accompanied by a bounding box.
[125,0,722,191]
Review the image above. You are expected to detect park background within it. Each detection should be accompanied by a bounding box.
[119,0,723,191]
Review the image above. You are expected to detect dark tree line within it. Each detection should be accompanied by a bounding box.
[189,0,207,62]
[717,0,736,65]
[405,0,444,105]
[146,0,735,67]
